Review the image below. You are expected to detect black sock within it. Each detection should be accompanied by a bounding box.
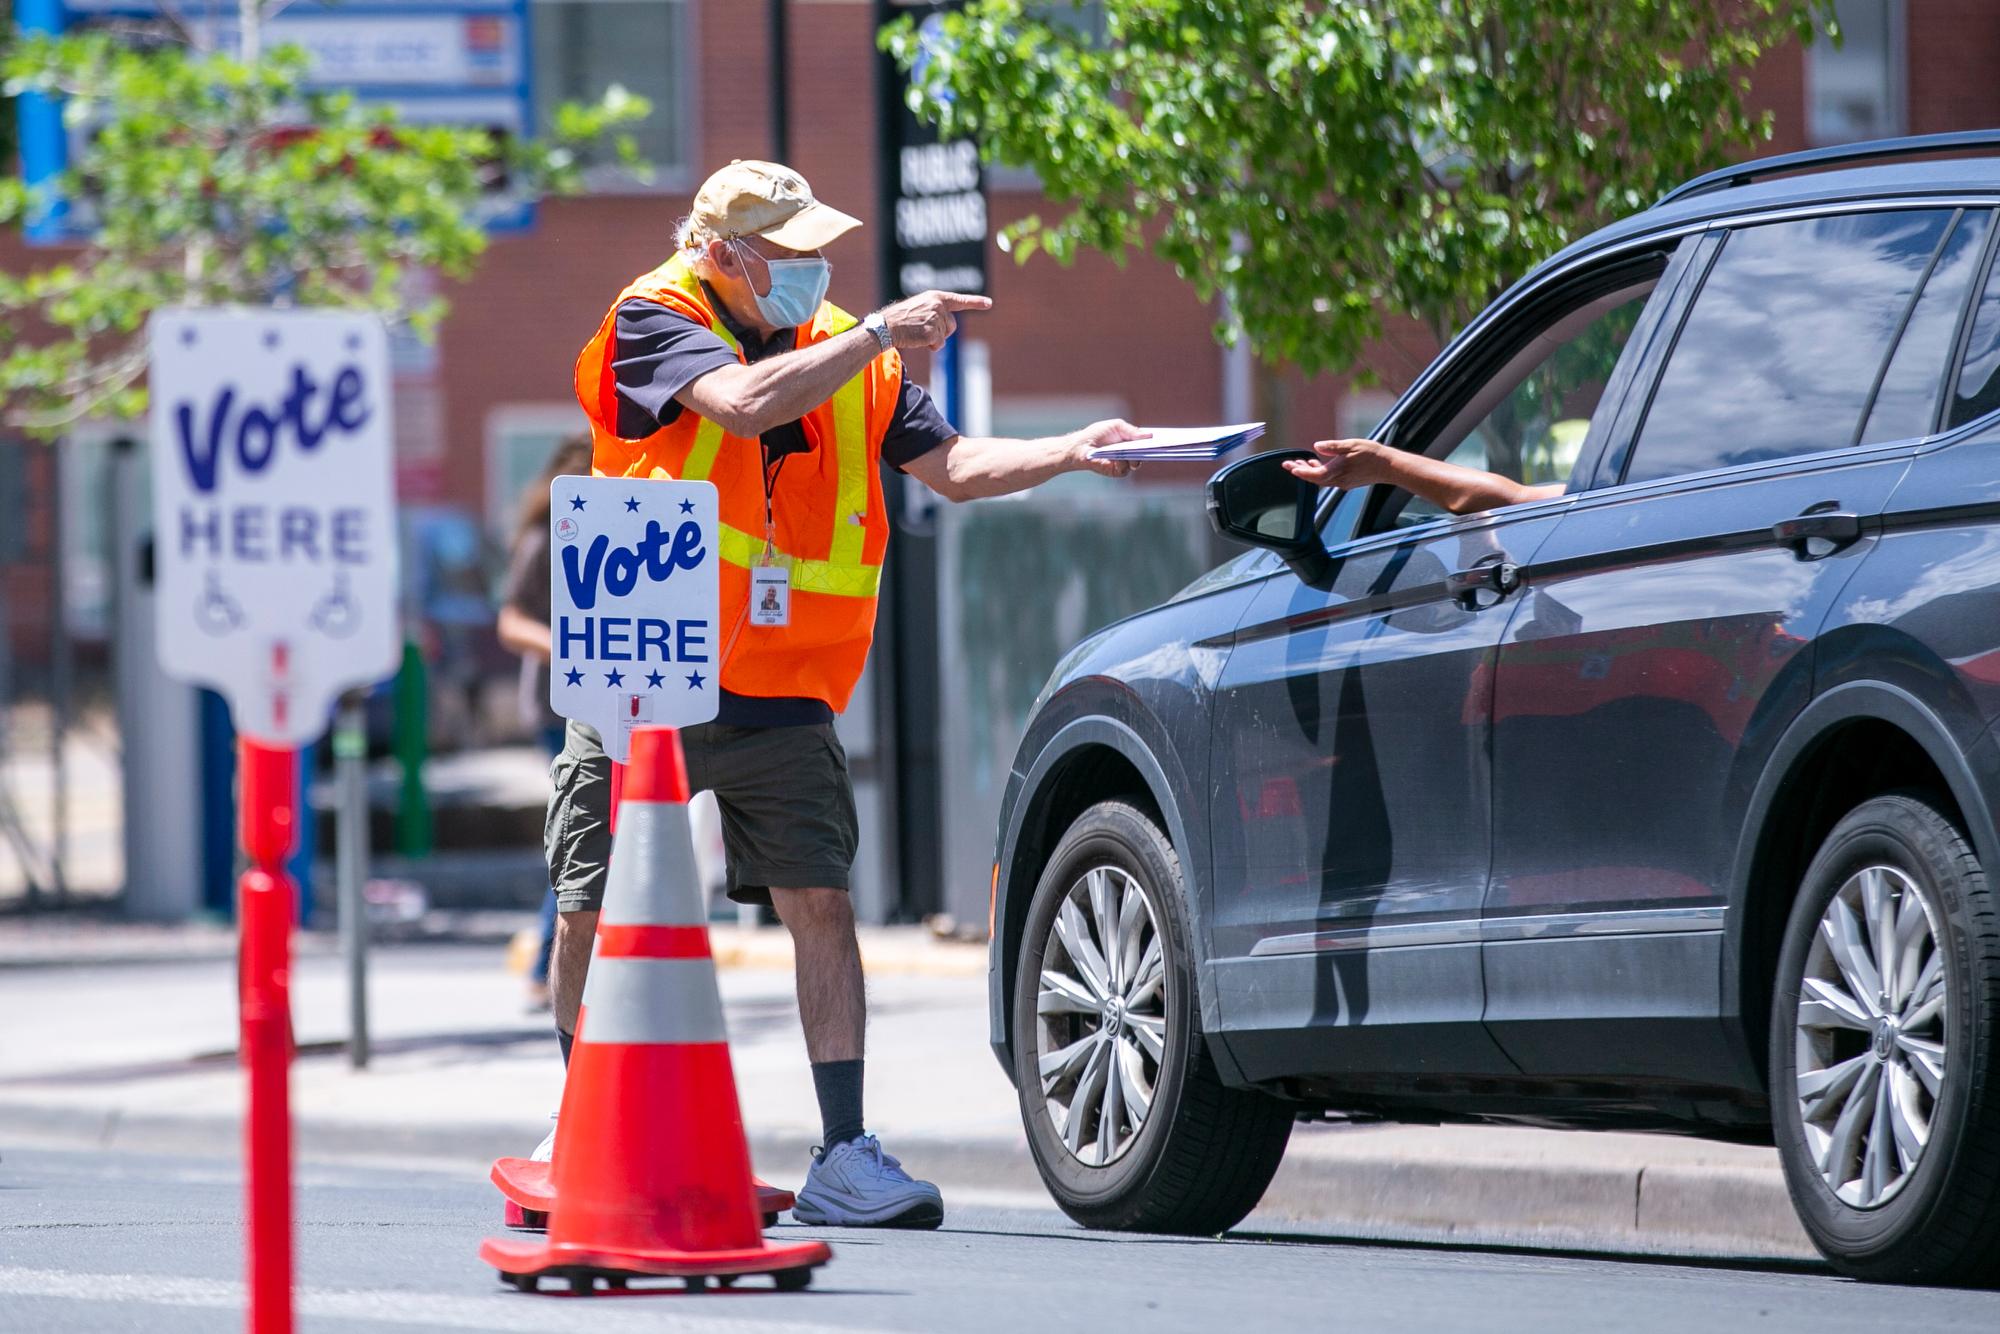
[810,1059,865,1152]
[557,1028,574,1068]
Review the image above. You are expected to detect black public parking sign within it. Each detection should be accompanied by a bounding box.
[875,0,989,302]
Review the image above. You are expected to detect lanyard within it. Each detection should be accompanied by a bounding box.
[760,437,790,562]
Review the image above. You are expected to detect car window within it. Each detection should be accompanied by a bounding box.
[1948,226,2000,429]
[1384,285,1652,531]
[1625,209,1958,486]
[1861,210,1993,444]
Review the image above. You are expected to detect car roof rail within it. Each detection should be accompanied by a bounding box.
[1656,129,2000,208]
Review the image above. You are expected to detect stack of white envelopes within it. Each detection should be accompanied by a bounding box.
[1087,422,1266,462]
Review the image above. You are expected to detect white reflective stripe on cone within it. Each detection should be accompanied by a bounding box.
[597,801,705,927]
[577,957,728,1045]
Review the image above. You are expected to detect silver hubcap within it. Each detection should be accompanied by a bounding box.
[1034,865,1166,1167]
[1794,864,1949,1209]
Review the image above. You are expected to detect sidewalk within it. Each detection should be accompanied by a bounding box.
[0,936,1813,1262]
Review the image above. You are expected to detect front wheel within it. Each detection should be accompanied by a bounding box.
[1769,792,2000,1284]
[1013,800,1292,1233]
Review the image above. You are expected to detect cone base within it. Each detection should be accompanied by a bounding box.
[492,1156,795,1227]
[480,1232,830,1284]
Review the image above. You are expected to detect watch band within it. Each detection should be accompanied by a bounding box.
[862,311,894,351]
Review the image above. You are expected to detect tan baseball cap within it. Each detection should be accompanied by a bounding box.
[689,159,862,252]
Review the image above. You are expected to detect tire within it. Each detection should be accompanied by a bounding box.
[1769,791,2000,1284]
[1012,799,1292,1233]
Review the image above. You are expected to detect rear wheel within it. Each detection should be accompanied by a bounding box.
[1013,800,1292,1233]
[1770,792,2000,1284]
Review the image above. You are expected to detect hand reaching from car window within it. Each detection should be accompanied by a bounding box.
[1286,436,1565,516]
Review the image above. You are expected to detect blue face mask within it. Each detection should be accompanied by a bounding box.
[738,244,831,328]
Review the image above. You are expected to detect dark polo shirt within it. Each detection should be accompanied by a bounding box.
[611,291,956,726]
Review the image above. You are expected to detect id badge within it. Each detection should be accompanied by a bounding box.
[750,563,791,627]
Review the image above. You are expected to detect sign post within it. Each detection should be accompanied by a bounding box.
[149,307,401,1334]
[873,0,986,919]
[333,695,371,1069]
[874,0,988,309]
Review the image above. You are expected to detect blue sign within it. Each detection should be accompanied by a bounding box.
[18,0,537,243]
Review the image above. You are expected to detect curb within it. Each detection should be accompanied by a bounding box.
[1254,1144,1813,1261]
[0,1100,1816,1263]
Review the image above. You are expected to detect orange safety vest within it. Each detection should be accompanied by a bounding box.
[573,254,902,713]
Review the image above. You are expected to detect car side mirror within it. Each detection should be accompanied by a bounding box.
[1206,449,1332,585]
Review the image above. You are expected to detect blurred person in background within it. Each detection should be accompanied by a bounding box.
[496,435,594,1011]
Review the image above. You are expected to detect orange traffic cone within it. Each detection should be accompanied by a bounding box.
[494,1161,794,1234]
[480,727,830,1293]
[491,751,794,1232]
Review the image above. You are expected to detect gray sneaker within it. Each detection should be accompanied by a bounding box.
[790,1135,944,1229]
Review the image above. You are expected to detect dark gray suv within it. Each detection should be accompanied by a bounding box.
[988,132,2000,1284]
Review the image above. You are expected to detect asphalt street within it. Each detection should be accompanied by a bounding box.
[4,1145,1999,1333]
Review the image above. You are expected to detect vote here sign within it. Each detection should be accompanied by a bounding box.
[549,475,720,762]
[148,308,401,745]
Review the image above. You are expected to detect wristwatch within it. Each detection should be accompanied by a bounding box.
[861,311,894,351]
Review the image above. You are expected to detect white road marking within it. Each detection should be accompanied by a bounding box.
[0,1265,876,1332]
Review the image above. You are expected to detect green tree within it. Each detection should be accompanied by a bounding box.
[0,14,648,432]
[886,0,1833,376]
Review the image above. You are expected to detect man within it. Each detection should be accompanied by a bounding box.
[546,159,1143,1229]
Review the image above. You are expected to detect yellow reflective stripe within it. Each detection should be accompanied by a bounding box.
[682,416,726,482]
[791,559,882,598]
[715,523,761,568]
[828,375,869,568]
[662,254,740,353]
[817,303,858,337]
[715,523,882,598]
[658,254,735,479]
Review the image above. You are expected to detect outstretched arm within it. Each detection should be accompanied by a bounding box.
[1284,438,1564,515]
[675,290,993,439]
[904,419,1147,502]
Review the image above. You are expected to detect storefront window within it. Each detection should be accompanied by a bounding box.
[1808,0,1904,145]
[531,0,691,189]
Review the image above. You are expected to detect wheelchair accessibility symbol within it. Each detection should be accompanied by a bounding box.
[310,572,362,638]
[196,573,245,636]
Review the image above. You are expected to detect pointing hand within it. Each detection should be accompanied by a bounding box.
[878,291,995,352]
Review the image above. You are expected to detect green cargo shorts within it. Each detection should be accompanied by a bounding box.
[545,718,858,912]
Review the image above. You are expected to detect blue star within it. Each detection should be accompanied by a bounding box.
[262,330,281,349]
[569,495,587,511]
[685,670,707,690]
[563,666,583,686]
[179,327,198,347]
[678,499,696,514]
[624,496,640,513]
[645,670,665,688]
[604,669,624,687]
[345,333,363,352]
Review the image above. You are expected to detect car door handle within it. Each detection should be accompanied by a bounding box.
[1446,560,1520,608]
[1771,510,1862,559]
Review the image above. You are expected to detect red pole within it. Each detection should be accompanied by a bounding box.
[239,739,297,1334]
